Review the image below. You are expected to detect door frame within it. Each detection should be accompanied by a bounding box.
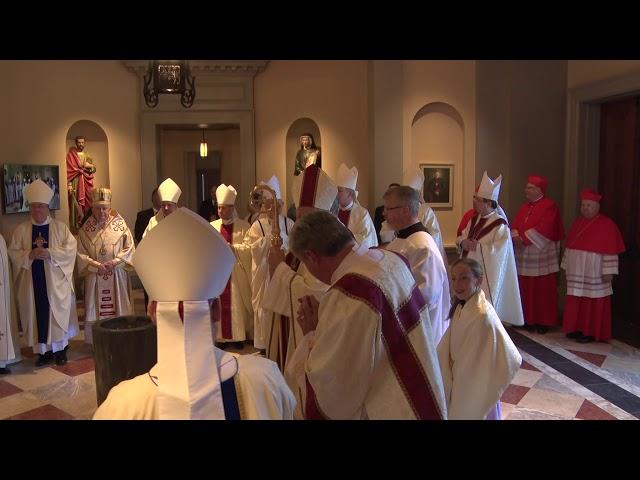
[565,70,640,228]
[565,70,640,346]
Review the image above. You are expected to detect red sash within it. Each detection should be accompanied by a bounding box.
[219,223,234,339]
[305,272,443,420]
[299,165,320,207]
[338,209,351,227]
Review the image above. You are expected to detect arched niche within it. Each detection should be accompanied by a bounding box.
[66,120,110,191]
[410,102,465,247]
[410,102,465,207]
[285,118,321,206]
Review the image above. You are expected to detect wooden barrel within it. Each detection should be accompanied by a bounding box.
[93,315,157,406]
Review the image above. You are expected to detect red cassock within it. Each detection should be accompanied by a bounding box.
[512,197,564,326]
[562,214,625,341]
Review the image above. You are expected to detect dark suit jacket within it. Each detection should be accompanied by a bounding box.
[134,208,155,244]
[199,199,218,222]
[373,205,385,244]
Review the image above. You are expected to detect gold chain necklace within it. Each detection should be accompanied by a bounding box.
[571,214,600,243]
[96,219,111,256]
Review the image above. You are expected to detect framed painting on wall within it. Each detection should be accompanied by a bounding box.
[421,164,453,208]
[2,164,61,214]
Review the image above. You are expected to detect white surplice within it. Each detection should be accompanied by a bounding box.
[93,352,297,420]
[142,210,165,239]
[338,202,378,249]
[261,257,331,418]
[387,229,451,344]
[380,203,447,267]
[437,289,522,419]
[241,214,295,349]
[457,210,525,326]
[286,247,447,419]
[0,234,20,367]
[561,249,619,298]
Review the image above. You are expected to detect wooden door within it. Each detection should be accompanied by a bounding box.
[598,96,640,348]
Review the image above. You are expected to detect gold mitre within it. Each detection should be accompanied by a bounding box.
[92,187,112,206]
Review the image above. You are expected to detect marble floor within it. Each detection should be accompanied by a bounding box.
[1,290,639,420]
[500,327,640,420]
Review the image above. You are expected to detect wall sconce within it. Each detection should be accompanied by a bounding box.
[143,60,196,108]
[200,128,208,158]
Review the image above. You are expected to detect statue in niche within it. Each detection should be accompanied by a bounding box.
[66,135,96,234]
[293,133,321,176]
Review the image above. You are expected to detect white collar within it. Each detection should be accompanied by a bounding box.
[340,200,354,211]
[220,214,237,225]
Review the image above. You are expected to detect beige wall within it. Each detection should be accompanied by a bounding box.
[402,60,476,247]
[0,60,140,241]
[254,61,371,208]
[476,61,567,220]
[568,60,640,89]
[254,60,478,246]
[370,61,404,208]
[0,60,573,252]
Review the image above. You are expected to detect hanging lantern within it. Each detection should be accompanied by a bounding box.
[143,60,196,108]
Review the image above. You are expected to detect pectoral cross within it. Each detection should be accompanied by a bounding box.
[33,232,47,248]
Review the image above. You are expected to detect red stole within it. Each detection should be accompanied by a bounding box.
[299,164,320,207]
[66,148,95,214]
[219,223,234,339]
[285,252,300,272]
[338,208,352,227]
[565,214,625,254]
[457,209,477,236]
[305,272,444,420]
[461,214,506,258]
[512,197,564,241]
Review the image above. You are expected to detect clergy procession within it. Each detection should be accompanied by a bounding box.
[0,161,626,421]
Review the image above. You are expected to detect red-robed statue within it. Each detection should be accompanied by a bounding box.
[66,135,96,234]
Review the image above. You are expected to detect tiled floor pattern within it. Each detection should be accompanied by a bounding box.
[1,290,639,420]
[500,327,640,420]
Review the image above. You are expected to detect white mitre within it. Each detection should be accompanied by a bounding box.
[134,207,236,419]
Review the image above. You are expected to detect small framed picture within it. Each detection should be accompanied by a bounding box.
[420,164,453,208]
[2,164,61,214]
